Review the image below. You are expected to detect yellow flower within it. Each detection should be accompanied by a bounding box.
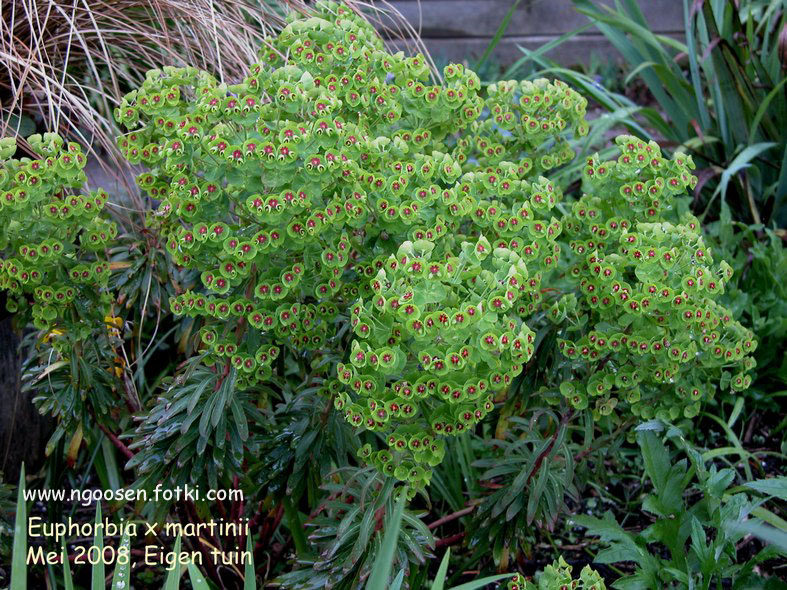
[104,315,123,328]
[42,328,64,343]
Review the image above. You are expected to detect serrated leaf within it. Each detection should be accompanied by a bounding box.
[745,477,787,501]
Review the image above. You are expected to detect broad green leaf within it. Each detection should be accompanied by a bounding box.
[4,113,36,136]
[745,477,787,502]
[727,396,745,429]
[573,512,643,563]
[282,496,308,557]
[638,430,670,492]
[750,506,787,533]
[390,570,406,590]
[635,420,664,432]
[726,521,787,553]
[230,399,249,441]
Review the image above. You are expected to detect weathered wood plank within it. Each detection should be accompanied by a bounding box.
[387,32,684,67]
[380,0,684,38]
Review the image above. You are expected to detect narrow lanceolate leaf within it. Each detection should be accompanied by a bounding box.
[478,0,523,68]
[447,574,513,590]
[11,465,27,590]
[187,562,212,589]
[163,535,184,590]
[92,502,105,590]
[504,23,592,78]
[390,570,406,590]
[366,493,407,590]
[244,534,256,590]
[702,142,776,219]
[683,0,711,132]
[62,541,74,590]
[110,530,131,590]
[748,76,787,144]
[430,548,451,590]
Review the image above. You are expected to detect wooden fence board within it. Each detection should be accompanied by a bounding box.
[388,31,684,67]
[383,0,683,38]
[375,0,686,65]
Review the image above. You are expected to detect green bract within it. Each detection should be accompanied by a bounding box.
[0,134,124,441]
[0,134,115,338]
[520,556,606,590]
[557,136,756,422]
[339,237,538,488]
[114,0,587,488]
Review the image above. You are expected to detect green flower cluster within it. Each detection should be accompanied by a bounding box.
[519,556,606,589]
[497,557,605,590]
[557,136,756,421]
[342,237,537,487]
[112,0,588,483]
[461,77,588,173]
[0,135,115,340]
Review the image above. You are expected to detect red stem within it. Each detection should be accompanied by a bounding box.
[527,409,573,485]
[435,532,465,548]
[428,505,475,530]
[97,423,134,461]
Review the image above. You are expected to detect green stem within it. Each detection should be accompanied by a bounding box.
[282,495,309,557]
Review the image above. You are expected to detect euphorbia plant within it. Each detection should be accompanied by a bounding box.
[0,135,115,332]
[1,1,756,499]
[522,557,605,590]
[0,3,770,588]
[556,136,756,423]
[114,0,588,491]
[0,134,125,441]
